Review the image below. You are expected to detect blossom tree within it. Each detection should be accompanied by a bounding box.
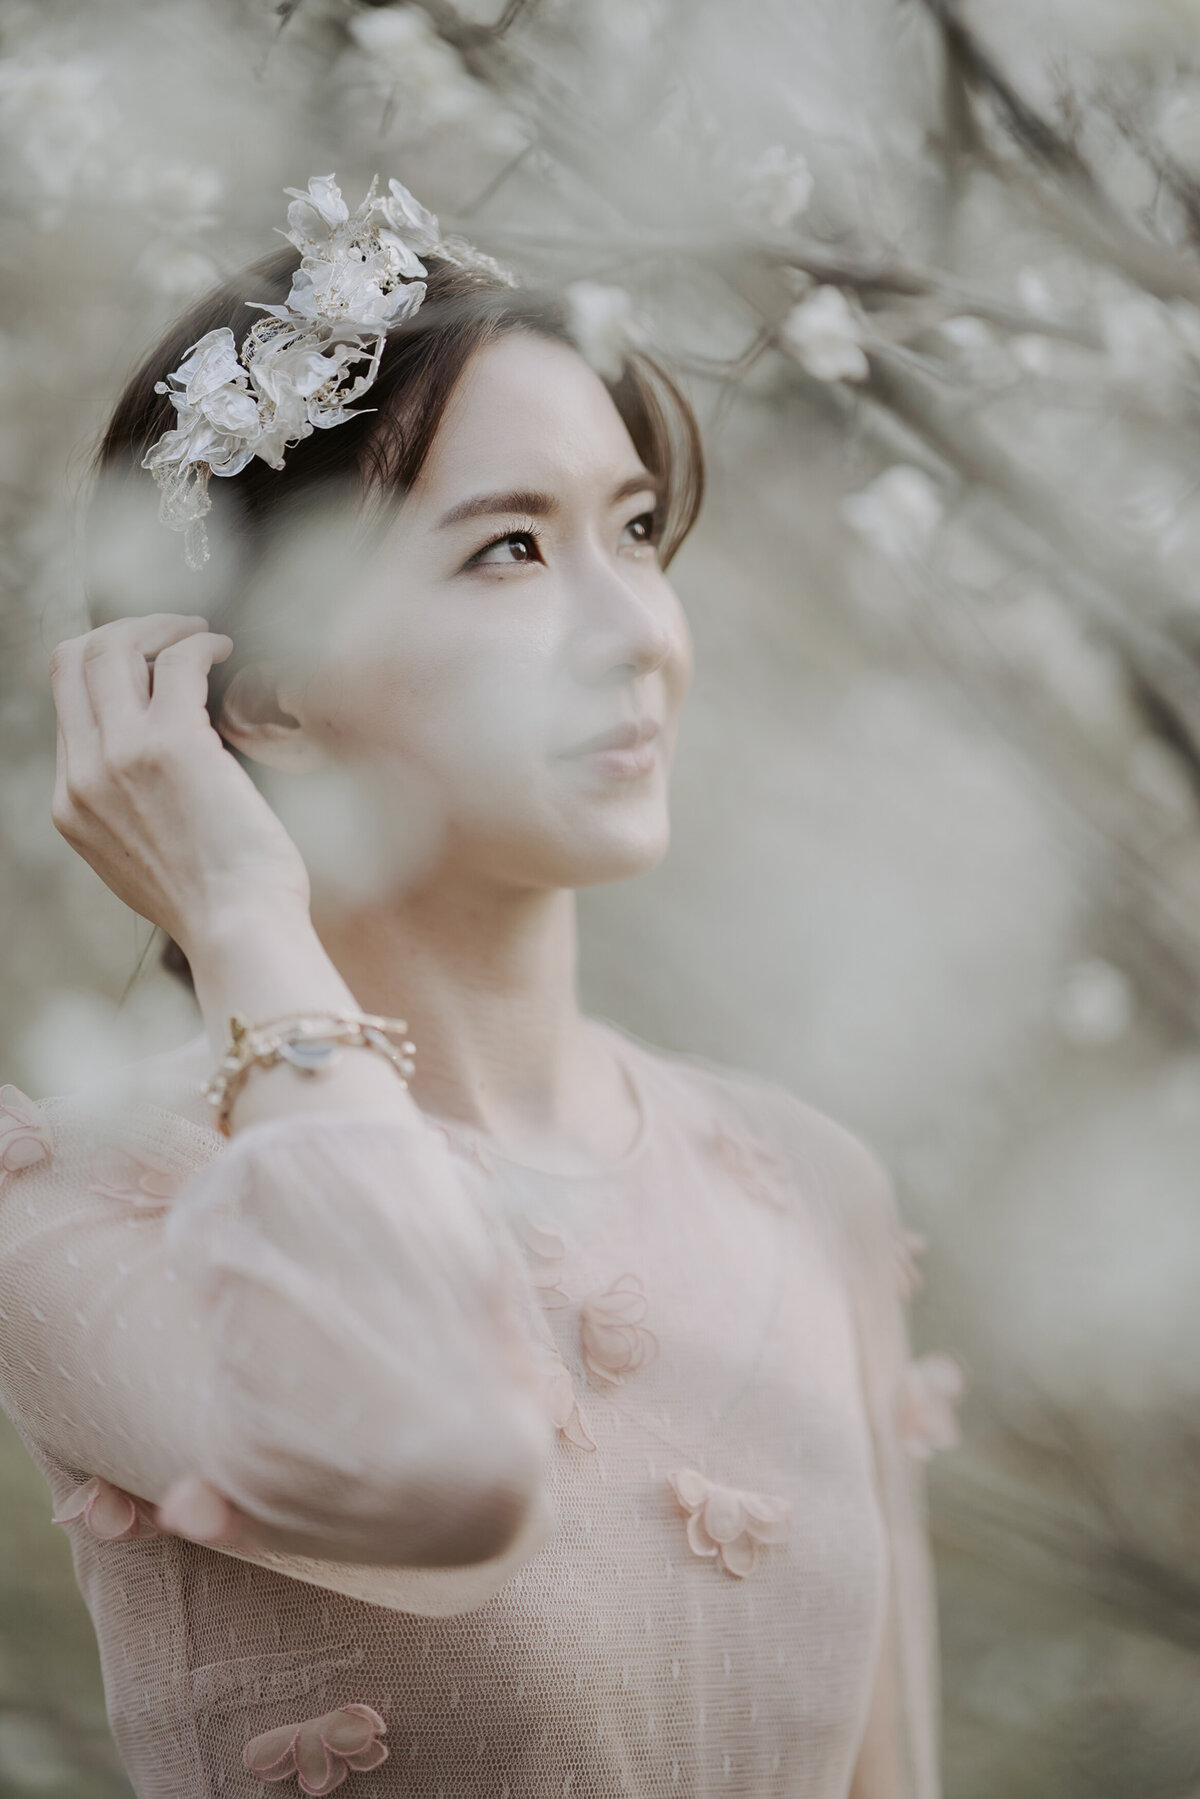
[3,1,1200,1793]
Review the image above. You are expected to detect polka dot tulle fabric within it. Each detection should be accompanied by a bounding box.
[0,1024,953,1797]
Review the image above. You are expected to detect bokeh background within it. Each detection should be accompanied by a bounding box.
[6,0,1200,1792]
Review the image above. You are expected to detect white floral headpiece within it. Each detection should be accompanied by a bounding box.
[142,173,518,569]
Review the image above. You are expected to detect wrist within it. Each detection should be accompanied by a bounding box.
[181,905,361,1057]
[176,896,317,967]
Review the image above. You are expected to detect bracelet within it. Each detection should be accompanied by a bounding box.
[202,1009,416,1138]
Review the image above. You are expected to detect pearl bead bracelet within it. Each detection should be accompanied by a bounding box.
[203,1010,416,1137]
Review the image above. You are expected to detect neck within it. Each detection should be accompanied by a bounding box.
[311,874,630,1161]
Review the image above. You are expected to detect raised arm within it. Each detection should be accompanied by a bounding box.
[0,612,554,1572]
[0,1071,551,1570]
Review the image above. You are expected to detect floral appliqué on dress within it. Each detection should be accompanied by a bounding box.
[891,1222,928,1301]
[243,1703,389,1795]
[52,1474,161,1542]
[704,1119,789,1211]
[512,1214,571,1310]
[508,1215,597,1449]
[87,1145,181,1212]
[666,1468,792,1577]
[896,1351,966,1459]
[537,1347,597,1452]
[580,1272,657,1385]
[0,1085,53,1189]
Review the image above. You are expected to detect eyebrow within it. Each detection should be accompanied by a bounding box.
[436,472,662,530]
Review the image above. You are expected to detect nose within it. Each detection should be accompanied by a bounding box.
[568,551,675,684]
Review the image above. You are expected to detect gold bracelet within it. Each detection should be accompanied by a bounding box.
[202,1009,416,1138]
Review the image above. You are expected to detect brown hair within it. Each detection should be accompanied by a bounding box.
[95,244,705,987]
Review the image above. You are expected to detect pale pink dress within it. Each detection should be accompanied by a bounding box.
[0,1020,956,1799]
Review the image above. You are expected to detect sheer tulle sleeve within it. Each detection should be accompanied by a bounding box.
[0,1082,557,1614]
[809,1119,945,1799]
[697,1064,946,1799]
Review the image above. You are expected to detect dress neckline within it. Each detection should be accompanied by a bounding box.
[426,1025,655,1182]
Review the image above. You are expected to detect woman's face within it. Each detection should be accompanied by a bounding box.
[289,330,694,893]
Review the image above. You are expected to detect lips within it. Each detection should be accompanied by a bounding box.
[566,718,661,756]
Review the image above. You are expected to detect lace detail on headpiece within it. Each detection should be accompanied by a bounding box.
[141,173,519,570]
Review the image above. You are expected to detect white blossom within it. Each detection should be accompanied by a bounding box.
[1099,293,1197,408]
[563,281,643,380]
[1053,958,1135,1046]
[743,144,814,230]
[780,286,869,381]
[136,245,220,300]
[896,1353,966,1460]
[1100,293,1173,379]
[842,465,944,560]
[345,6,481,131]
[937,315,1016,386]
[1155,83,1200,172]
[0,52,115,206]
[1014,266,1060,319]
[1011,334,1061,377]
[121,160,222,222]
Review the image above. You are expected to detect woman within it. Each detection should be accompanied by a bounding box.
[0,176,955,1798]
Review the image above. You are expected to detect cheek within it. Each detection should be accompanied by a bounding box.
[307,640,551,776]
[664,600,695,708]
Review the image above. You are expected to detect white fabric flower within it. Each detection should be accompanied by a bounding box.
[285,251,426,333]
[377,179,442,259]
[168,329,247,411]
[841,465,945,561]
[780,286,869,382]
[142,170,504,567]
[283,173,351,242]
[149,328,263,480]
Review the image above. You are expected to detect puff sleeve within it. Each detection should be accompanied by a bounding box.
[819,1126,948,1799]
[0,1081,556,1604]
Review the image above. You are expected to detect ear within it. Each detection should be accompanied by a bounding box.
[215,663,328,773]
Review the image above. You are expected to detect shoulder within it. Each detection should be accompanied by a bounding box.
[0,1031,223,1202]
[600,1017,900,1245]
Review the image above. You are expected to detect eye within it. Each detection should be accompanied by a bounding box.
[622,510,660,552]
[466,524,545,570]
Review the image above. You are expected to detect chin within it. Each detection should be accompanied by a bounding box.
[463,789,672,889]
[554,820,671,889]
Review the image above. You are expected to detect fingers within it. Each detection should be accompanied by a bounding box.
[51,616,216,776]
[146,630,233,724]
[79,614,214,728]
[48,628,101,767]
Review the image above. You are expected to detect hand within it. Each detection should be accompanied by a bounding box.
[50,614,312,952]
